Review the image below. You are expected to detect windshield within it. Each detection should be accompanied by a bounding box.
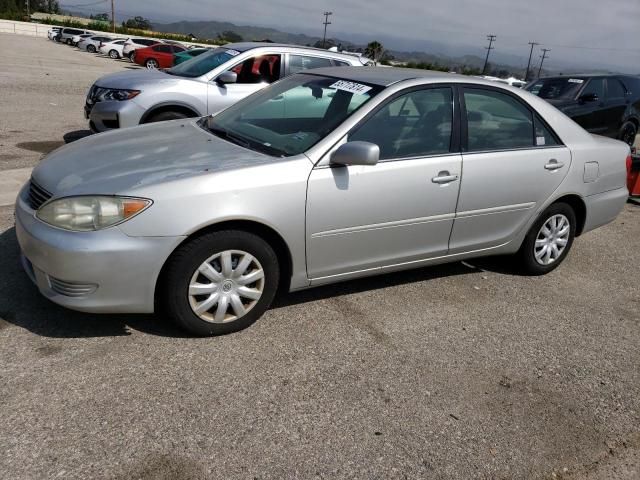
[202,74,381,157]
[167,48,238,78]
[526,77,585,100]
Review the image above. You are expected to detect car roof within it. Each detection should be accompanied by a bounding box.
[300,66,462,87]
[223,42,365,62]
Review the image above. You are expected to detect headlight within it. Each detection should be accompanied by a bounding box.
[36,196,151,232]
[96,88,140,101]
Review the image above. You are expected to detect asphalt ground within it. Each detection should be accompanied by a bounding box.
[1,34,639,479]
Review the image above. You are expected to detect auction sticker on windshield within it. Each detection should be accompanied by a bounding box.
[226,49,241,56]
[330,80,372,95]
[568,79,584,83]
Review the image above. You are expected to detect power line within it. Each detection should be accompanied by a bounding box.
[538,48,551,77]
[482,34,496,74]
[524,41,539,81]
[322,11,332,48]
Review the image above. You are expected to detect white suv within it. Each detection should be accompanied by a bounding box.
[85,42,369,132]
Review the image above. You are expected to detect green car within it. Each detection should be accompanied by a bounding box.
[173,48,211,66]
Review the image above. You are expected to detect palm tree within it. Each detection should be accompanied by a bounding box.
[364,41,384,65]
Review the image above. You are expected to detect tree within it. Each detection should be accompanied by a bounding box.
[90,13,109,22]
[364,41,384,65]
[314,38,335,49]
[217,30,242,43]
[124,16,152,30]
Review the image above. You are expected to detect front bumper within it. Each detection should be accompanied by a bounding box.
[15,185,184,313]
[86,98,146,132]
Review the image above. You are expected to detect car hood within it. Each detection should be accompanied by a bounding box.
[32,119,283,196]
[94,69,189,89]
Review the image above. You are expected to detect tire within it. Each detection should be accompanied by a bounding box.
[109,49,119,59]
[66,38,72,45]
[128,51,135,62]
[87,44,96,53]
[145,58,159,69]
[517,202,576,275]
[146,111,190,123]
[161,230,280,336]
[618,121,638,148]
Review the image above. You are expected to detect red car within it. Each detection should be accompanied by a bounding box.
[134,44,187,69]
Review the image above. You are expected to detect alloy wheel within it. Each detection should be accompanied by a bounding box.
[534,214,570,265]
[146,59,158,69]
[188,250,265,323]
[109,50,118,59]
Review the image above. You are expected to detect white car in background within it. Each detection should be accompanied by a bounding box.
[78,35,117,53]
[47,27,61,40]
[122,37,162,61]
[98,39,127,59]
[71,33,94,46]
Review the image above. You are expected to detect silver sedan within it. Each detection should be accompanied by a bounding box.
[16,68,630,335]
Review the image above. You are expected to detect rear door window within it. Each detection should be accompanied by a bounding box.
[289,55,334,75]
[154,45,172,53]
[607,79,626,99]
[464,88,534,151]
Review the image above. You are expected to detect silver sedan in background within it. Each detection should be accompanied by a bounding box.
[16,68,630,336]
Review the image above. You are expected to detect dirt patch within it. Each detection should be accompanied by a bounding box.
[35,344,63,356]
[111,453,207,480]
[15,141,64,154]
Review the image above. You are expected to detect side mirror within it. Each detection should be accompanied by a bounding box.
[579,93,598,103]
[330,141,380,166]
[216,71,237,86]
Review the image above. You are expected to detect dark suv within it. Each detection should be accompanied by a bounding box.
[526,75,640,147]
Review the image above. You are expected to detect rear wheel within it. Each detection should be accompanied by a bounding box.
[66,38,72,45]
[517,202,576,275]
[161,230,280,336]
[87,44,96,53]
[619,121,638,148]
[109,49,119,59]
[145,58,159,69]
[128,51,135,61]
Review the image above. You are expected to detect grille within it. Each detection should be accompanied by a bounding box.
[28,179,52,210]
[49,277,97,297]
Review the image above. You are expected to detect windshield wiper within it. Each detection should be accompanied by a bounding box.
[205,119,287,157]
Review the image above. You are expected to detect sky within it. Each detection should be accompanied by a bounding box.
[63,0,640,72]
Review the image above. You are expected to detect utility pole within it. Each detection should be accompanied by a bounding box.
[524,41,539,81]
[111,0,116,32]
[538,48,550,78]
[482,34,496,75]
[322,11,332,48]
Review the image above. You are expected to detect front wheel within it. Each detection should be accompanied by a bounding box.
[161,230,280,336]
[618,121,638,148]
[109,49,119,59]
[517,202,576,275]
[145,58,159,69]
[87,44,96,53]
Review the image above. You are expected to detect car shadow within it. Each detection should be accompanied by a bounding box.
[0,224,519,339]
[63,130,93,143]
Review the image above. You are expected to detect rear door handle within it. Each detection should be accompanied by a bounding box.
[432,171,459,184]
[544,159,564,171]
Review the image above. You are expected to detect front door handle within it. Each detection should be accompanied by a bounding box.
[432,171,459,184]
[544,159,565,171]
